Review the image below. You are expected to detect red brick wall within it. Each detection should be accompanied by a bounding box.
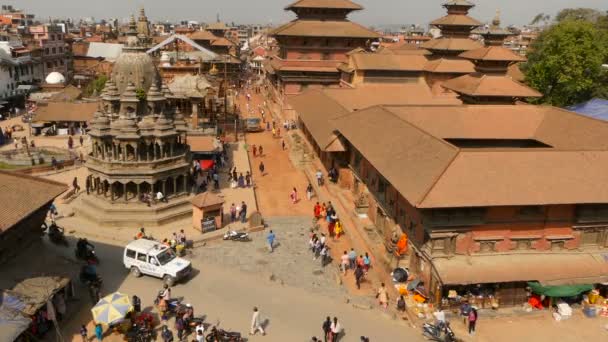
[454,205,579,254]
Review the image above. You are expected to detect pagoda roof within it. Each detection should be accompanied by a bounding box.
[441,73,542,98]
[285,0,363,11]
[270,20,379,39]
[430,14,481,27]
[190,30,217,41]
[424,57,475,74]
[351,53,428,71]
[422,37,482,53]
[460,46,526,62]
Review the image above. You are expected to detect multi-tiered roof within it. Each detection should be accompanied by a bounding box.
[423,0,482,75]
[442,13,541,103]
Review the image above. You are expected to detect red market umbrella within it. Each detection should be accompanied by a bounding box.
[199,160,215,170]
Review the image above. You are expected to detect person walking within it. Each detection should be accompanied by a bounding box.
[259,145,264,156]
[250,307,265,336]
[230,203,237,222]
[306,183,314,200]
[290,187,298,204]
[281,139,286,150]
[376,283,389,309]
[354,265,364,290]
[267,230,276,253]
[94,323,103,341]
[175,316,185,341]
[245,171,251,187]
[73,177,80,193]
[252,144,257,157]
[240,201,248,223]
[68,135,74,149]
[320,244,330,267]
[259,161,265,176]
[316,169,323,186]
[79,135,84,146]
[322,316,332,342]
[468,307,478,335]
[340,251,349,275]
[161,325,174,342]
[314,202,321,219]
[348,248,357,270]
[330,317,342,342]
[85,175,91,195]
[334,219,344,240]
[460,300,472,327]
[363,252,371,273]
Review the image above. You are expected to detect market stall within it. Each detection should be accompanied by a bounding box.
[3,276,74,341]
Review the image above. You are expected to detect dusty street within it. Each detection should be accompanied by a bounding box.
[42,234,419,341]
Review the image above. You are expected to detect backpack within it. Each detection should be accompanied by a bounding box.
[468,311,476,322]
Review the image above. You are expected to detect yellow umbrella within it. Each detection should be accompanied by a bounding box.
[91,292,133,325]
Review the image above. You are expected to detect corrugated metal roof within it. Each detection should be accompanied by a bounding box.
[86,42,124,61]
[567,98,608,121]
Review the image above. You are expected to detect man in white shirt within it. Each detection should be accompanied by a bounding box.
[156,191,168,203]
[250,307,265,336]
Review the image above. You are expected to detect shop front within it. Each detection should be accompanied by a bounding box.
[432,253,608,312]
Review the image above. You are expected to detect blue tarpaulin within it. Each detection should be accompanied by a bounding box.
[0,291,32,341]
[567,98,608,121]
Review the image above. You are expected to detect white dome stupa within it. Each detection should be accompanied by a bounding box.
[45,72,66,85]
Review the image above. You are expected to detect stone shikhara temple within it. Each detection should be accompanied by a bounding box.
[78,15,193,226]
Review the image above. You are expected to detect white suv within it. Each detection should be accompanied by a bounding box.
[123,239,192,286]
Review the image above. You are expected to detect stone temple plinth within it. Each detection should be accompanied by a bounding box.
[75,16,194,226]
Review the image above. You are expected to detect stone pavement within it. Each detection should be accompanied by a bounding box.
[196,216,366,303]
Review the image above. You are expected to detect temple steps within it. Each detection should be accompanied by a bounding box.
[75,194,194,227]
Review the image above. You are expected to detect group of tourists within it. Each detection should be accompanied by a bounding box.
[313,202,343,239]
[229,201,249,223]
[229,166,252,189]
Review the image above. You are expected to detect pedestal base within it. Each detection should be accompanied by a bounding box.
[75,194,194,227]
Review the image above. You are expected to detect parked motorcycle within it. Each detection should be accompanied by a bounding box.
[223,230,251,242]
[47,223,69,247]
[154,292,183,315]
[126,323,155,342]
[205,326,243,342]
[422,321,456,342]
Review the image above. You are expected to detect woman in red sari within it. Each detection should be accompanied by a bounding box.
[314,202,321,219]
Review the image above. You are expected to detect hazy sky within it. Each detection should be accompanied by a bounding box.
[4,0,608,26]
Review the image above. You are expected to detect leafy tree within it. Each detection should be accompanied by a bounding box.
[555,8,603,23]
[84,75,107,97]
[530,13,551,26]
[524,20,608,107]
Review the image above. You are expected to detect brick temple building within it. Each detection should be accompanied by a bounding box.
[265,0,379,103]
[286,2,608,309]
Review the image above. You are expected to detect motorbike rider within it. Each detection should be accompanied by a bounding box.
[160,284,171,301]
[76,238,95,258]
[182,303,194,327]
[48,222,63,238]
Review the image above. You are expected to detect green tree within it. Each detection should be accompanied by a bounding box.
[524,20,608,107]
[84,75,108,97]
[555,8,603,23]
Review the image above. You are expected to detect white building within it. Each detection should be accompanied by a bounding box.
[0,41,37,103]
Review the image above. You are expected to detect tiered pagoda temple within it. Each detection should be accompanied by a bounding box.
[266,0,379,100]
[442,13,542,104]
[77,15,193,226]
[422,0,482,91]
